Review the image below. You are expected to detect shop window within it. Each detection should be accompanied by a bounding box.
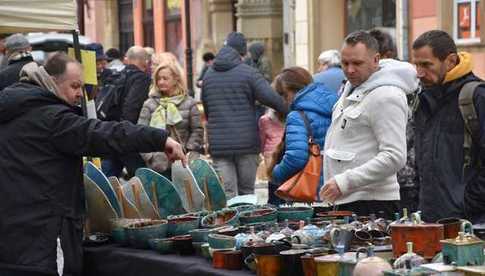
[346,0,396,34]
[454,0,481,43]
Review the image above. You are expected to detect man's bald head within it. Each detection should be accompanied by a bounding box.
[125,46,148,71]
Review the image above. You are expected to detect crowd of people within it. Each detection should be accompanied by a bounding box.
[0,28,484,275]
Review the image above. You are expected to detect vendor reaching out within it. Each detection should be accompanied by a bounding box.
[0,52,185,276]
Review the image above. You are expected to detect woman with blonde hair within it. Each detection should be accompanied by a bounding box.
[138,61,203,178]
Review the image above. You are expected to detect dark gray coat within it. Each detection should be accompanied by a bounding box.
[201,46,287,156]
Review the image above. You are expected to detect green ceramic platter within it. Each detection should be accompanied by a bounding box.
[84,162,122,217]
[189,159,227,211]
[84,174,118,233]
[171,160,205,212]
[122,176,160,219]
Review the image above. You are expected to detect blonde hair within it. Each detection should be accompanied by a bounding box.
[150,61,187,97]
[152,52,178,70]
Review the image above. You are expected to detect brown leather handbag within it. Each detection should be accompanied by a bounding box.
[275,111,322,202]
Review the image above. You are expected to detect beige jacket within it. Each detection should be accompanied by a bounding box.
[138,92,203,172]
[323,59,419,204]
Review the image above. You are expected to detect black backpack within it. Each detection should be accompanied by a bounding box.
[95,69,133,121]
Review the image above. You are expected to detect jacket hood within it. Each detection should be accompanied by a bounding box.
[291,83,338,116]
[212,46,242,72]
[347,59,419,95]
[0,82,68,123]
[248,43,265,61]
[444,52,473,84]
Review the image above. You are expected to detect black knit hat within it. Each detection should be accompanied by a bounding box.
[224,32,247,56]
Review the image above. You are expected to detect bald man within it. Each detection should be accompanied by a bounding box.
[100,46,152,178]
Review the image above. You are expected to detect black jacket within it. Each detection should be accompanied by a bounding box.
[0,82,167,275]
[121,64,151,123]
[201,46,287,156]
[415,72,485,223]
[0,55,34,91]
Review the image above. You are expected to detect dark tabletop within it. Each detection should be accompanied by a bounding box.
[83,244,254,276]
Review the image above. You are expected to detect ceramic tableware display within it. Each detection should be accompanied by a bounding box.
[437,217,463,239]
[353,245,393,276]
[189,159,227,211]
[85,162,122,217]
[171,160,205,212]
[172,235,195,255]
[124,219,168,249]
[189,228,214,243]
[279,249,307,276]
[393,242,426,272]
[208,233,236,250]
[255,254,283,276]
[441,221,485,266]
[135,167,187,218]
[108,176,141,219]
[122,177,161,220]
[84,174,119,234]
[110,218,151,244]
[212,249,243,270]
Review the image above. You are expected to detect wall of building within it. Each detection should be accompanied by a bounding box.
[83,0,119,49]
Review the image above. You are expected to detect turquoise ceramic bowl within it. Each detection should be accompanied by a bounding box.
[148,238,174,254]
[167,215,199,237]
[124,220,168,249]
[201,242,211,259]
[239,207,277,225]
[189,228,213,242]
[277,206,314,222]
[207,233,236,249]
[201,208,239,228]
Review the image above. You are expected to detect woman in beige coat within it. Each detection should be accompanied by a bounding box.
[138,61,203,178]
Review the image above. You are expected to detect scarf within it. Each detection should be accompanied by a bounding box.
[443,52,473,84]
[149,94,185,129]
[19,62,60,96]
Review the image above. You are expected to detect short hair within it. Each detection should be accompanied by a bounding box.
[44,52,79,78]
[318,50,341,67]
[343,30,379,53]
[273,66,313,96]
[412,30,457,61]
[369,29,397,58]
[125,46,148,61]
[105,48,122,60]
[202,52,215,62]
[150,61,187,97]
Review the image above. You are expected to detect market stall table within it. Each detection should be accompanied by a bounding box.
[83,244,254,276]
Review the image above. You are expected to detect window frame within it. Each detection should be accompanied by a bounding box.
[453,0,481,44]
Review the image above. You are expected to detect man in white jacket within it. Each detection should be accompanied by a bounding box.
[320,31,419,218]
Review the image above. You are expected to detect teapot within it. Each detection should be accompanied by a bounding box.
[353,245,392,276]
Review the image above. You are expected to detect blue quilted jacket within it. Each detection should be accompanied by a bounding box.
[272,83,338,189]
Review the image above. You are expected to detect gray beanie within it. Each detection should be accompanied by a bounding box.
[224,32,247,56]
[5,33,30,52]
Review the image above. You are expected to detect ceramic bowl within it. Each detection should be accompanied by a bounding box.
[189,228,213,242]
[208,233,236,249]
[239,207,277,225]
[201,208,239,228]
[124,220,168,249]
[167,215,199,237]
[201,242,211,259]
[277,206,314,222]
[193,241,206,256]
[172,234,195,255]
[110,218,152,245]
[148,238,174,254]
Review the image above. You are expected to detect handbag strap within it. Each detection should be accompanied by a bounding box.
[298,110,314,143]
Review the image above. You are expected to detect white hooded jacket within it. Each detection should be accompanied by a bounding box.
[323,59,419,204]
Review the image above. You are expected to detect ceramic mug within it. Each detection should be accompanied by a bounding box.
[255,254,283,276]
[330,227,353,252]
[212,249,243,270]
[280,249,306,276]
[172,235,194,255]
[437,217,462,239]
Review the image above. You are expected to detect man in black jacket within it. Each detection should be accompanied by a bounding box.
[202,32,287,199]
[0,52,185,276]
[412,30,485,223]
[0,33,34,91]
[100,46,152,178]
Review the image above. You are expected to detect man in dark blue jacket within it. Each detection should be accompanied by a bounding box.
[202,32,287,199]
[0,33,34,91]
[413,30,485,223]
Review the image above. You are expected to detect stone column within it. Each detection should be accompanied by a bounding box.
[236,0,284,79]
[153,0,166,53]
[209,0,235,49]
[133,0,144,46]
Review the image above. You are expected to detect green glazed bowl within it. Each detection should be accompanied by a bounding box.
[277,206,314,222]
[207,233,236,249]
[124,220,168,249]
[189,228,213,242]
[167,215,199,237]
[239,207,277,225]
[148,238,174,254]
[201,208,239,228]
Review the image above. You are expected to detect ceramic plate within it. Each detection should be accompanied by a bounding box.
[84,174,118,233]
[108,176,141,219]
[122,176,161,219]
[171,160,205,212]
[189,159,226,211]
[85,162,122,217]
[135,168,187,218]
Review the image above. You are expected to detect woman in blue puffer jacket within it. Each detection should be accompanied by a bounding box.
[268,67,338,204]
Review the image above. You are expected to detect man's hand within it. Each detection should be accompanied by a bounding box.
[319,178,342,203]
[164,137,187,166]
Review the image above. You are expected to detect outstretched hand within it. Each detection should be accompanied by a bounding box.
[164,137,187,167]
